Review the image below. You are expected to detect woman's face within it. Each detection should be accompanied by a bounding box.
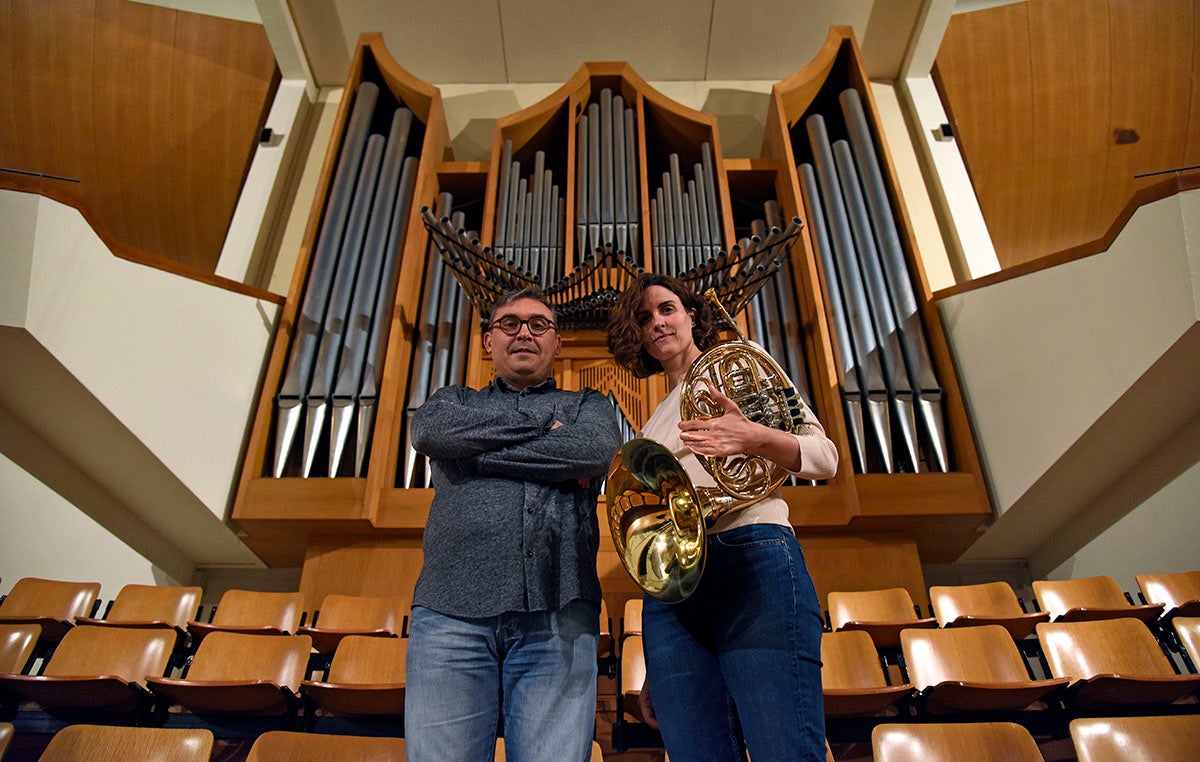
[636,284,698,366]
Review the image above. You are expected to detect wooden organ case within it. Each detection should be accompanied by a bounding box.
[232,29,993,616]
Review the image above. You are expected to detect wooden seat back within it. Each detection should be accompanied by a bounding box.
[873,722,1045,762]
[185,631,311,691]
[623,598,643,638]
[79,584,201,631]
[327,635,407,684]
[828,588,937,647]
[1070,714,1200,761]
[191,589,303,638]
[246,730,405,761]
[0,623,41,674]
[309,594,405,632]
[0,578,100,641]
[1173,616,1200,665]
[1033,575,1162,622]
[620,633,647,724]
[829,587,922,627]
[900,625,1033,688]
[41,625,174,683]
[1037,618,1177,680]
[822,629,891,690]
[38,724,213,762]
[1137,571,1200,618]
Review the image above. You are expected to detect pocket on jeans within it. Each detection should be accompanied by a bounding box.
[711,523,789,549]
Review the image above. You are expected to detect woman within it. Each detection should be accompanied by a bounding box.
[607,273,838,762]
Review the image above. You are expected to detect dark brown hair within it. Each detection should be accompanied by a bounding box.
[606,274,721,378]
[483,285,557,329]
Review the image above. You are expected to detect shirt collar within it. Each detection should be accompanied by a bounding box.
[493,375,558,393]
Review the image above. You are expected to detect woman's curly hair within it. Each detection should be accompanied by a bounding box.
[606,273,721,378]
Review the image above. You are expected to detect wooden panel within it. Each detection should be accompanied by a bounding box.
[169,10,278,269]
[299,536,424,611]
[4,0,97,185]
[800,535,929,610]
[933,1,1033,267]
[0,0,277,273]
[93,0,175,258]
[1106,0,1193,194]
[937,0,1200,270]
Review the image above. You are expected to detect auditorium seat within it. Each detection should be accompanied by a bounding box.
[297,594,405,654]
[0,624,40,675]
[1036,618,1200,708]
[820,629,913,716]
[623,598,642,639]
[1173,617,1200,667]
[245,730,405,761]
[0,625,174,719]
[928,581,1049,640]
[872,721,1045,762]
[0,722,11,761]
[495,736,604,760]
[187,589,303,642]
[1032,575,1163,624]
[1137,570,1200,621]
[75,584,201,648]
[619,634,648,723]
[147,631,311,718]
[598,599,612,659]
[827,588,937,648]
[301,634,406,717]
[900,625,1068,714]
[0,578,101,643]
[1070,714,1200,761]
[38,724,214,762]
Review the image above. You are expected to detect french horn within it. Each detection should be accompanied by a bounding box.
[606,289,807,602]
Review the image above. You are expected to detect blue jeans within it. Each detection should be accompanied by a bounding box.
[642,523,825,762]
[404,601,599,762]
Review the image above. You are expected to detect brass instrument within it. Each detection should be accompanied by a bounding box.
[606,289,806,602]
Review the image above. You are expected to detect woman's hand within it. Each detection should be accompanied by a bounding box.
[678,382,807,471]
[637,682,660,729]
[677,383,762,457]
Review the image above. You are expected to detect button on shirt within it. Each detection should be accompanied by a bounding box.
[410,376,622,618]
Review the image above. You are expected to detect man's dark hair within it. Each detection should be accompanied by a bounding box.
[482,286,557,330]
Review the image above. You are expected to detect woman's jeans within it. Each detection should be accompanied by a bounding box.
[642,523,825,762]
[404,600,599,762]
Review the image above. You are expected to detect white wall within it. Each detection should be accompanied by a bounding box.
[1047,457,1200,591]
[0,453,172,592]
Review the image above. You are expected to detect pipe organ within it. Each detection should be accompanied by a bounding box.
[233,29,992,613]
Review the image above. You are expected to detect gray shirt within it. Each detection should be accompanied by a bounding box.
[410,376,622,618]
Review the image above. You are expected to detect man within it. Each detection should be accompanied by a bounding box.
[405,286,622,761]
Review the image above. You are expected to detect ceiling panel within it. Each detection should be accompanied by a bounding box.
[332,0,507,84]
[707,0,873,81]
[500,0,713,83]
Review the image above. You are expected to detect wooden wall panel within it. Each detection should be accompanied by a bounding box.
[4,0,97,186]
[937,0,1200,270]
[0,0,277,273]
[935,1,1033,266]
[93,0,176,260]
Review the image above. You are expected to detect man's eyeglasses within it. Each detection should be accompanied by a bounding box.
[489,315,557,336]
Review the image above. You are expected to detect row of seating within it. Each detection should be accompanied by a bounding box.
[872,715,1200,761]
[612,573,1200,648]
[0,723,608,761]
[613,577,1200,749]
[0,578,414,654]
[0,625,408,727]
